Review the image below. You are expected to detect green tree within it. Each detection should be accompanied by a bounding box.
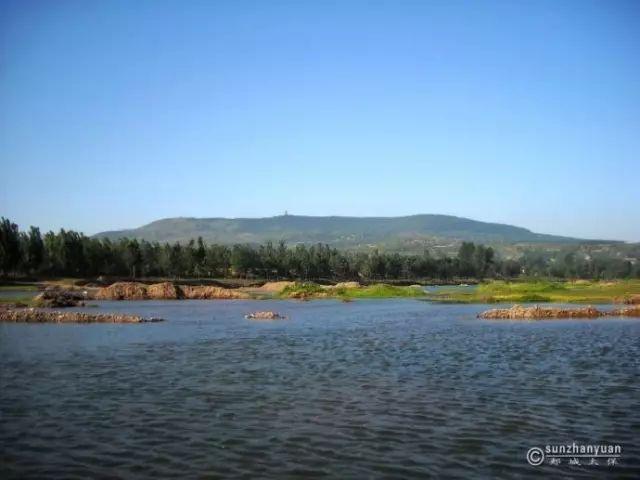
[24,226,44,274]
[124,239,143,278]
[193,237,207,278]
[0,217,22,276]
[231,244,259,278]
[168,242,184,278]
[386,253,403,279]
[458,242,476,277]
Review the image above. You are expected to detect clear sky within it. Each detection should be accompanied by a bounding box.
[1,0,639,241]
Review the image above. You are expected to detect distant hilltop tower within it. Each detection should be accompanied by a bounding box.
[284,210,289,216]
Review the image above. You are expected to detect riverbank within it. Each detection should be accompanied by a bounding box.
[0,280,427,303]
[426,279,640,304]
[3,278,640,304]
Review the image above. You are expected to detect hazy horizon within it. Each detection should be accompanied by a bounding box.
[2,1,639,241]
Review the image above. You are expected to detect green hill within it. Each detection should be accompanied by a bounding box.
[94,214,606,252]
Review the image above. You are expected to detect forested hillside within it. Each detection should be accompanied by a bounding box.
[2,218,637,281]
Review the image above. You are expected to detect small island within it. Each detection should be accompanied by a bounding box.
[478,304,640,320]
[0,307,162,323]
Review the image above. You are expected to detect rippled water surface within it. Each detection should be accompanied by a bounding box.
[1,300,639,478]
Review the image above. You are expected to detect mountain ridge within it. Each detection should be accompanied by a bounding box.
[94,214,616,251]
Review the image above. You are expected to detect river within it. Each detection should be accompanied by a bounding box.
[1,299,638,478]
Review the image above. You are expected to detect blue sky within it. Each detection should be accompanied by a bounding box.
[1,0,639,241]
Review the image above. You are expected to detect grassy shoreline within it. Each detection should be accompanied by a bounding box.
[2,279,639,304]
[425,279,640,304]
[279,282,425,300]
[0,280,428,303]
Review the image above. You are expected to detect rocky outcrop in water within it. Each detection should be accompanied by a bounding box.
[0,307,163,323]
[95,282,148,300]
[479,305,603,319]
[244,311,287,320]
[479,304,640,319]
[610,306,640,317]
[95,282,249,300]
[147,282,183,299]
[33,287,89,308]
[182,285,249,299]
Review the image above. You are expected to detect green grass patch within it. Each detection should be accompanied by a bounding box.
[0,284,38,291]
[279,282,425,299]
[280,282,326,298]
[426,279,640,304]
[0,295,36,306]
[340,284,425,299]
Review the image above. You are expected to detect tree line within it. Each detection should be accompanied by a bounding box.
[1,217,638,281]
